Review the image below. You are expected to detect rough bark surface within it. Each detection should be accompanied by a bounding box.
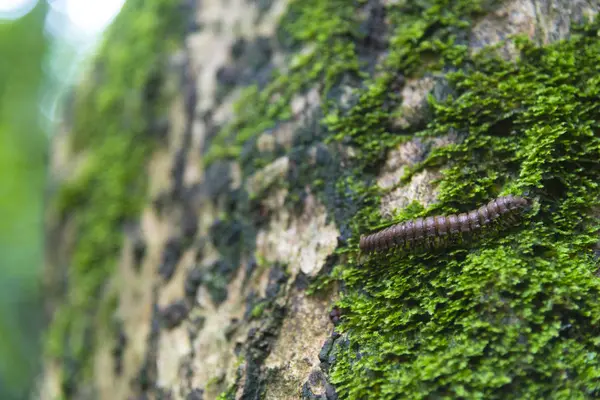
[41,0,600,399]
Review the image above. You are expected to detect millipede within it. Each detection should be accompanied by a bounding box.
[359,195,530,255]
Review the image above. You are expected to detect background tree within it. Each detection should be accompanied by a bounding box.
[42,0,600,399]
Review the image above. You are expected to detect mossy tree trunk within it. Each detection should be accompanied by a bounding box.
[42,0,600,399]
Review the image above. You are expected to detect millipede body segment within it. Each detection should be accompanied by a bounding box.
[359,195,529,254]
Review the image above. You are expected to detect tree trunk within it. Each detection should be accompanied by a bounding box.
[41,0,600,399]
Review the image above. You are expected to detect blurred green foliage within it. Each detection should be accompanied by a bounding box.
[44,0,184,395]
[0,3,49,400]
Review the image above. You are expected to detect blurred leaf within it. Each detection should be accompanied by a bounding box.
[0,3,49,399]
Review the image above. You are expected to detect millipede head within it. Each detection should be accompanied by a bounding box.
[501,194,531,212]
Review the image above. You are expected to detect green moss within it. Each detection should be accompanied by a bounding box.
[213,0,600,397]
[329,17,600,399]
[46,0,184,394]
[184,0,600,397]
[251,301,267,319]
[301,0,493,293]
[203,0,364,168]
[215,386,236,400]
[324,0,493,171]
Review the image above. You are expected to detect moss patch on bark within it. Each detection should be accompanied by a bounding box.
[206,0,600,397]
[330,16,600,400]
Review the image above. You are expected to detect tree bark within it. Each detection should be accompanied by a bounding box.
[41,0,600,399]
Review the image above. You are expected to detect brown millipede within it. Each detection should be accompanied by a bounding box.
[359,195,529,255]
